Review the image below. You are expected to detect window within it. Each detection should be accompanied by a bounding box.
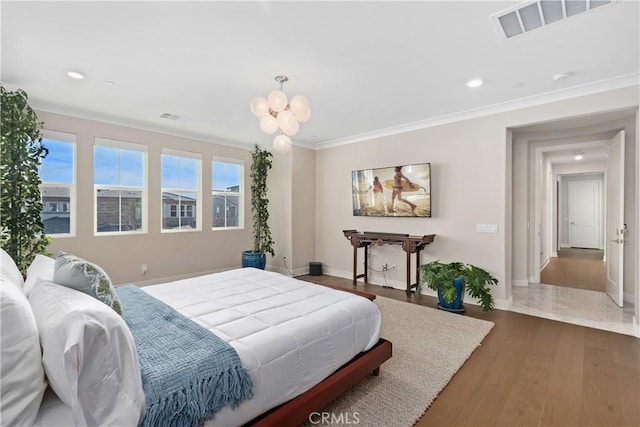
[212,159,243,229]
[161,150,200,231]
[39,130,76,236]
[94,138,147,234]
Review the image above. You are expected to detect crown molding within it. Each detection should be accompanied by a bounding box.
[33,102,254,151]
[315,73,639,150]
[30,73,638,153]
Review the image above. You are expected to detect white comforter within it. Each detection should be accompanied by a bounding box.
[143,268,381,426]
[36,268,381,426]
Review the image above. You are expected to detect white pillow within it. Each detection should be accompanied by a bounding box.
[28,278,145,426]
[1,248,24,289]
[23,254,55,296]
[0,278,47,425]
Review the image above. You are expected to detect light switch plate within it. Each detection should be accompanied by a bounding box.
[476,224,498,233]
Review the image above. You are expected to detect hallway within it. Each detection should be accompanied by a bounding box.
[540,248,605,292]
[512,249,636,336]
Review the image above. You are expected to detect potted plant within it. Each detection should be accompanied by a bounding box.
[0,85,51,273]
[242,144,275,269]
[417,260,498,312]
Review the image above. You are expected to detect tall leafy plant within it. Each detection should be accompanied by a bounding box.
[0,85,50,273]
[249,144,275,256]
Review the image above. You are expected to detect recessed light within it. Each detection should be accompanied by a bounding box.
[574,154,583,161]
[66,70,86,80]
[105,80,115,86]
[466,78,483,88]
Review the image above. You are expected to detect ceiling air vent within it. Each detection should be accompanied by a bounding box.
[493,0,615,39]
[160,113,180,120]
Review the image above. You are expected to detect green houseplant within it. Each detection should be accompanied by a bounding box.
[0,85,51,273]
[417,260,498,312]
[242,144,275,269]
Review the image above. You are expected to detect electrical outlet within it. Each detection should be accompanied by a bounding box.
[141,264,148,275]
[391,265,396,271]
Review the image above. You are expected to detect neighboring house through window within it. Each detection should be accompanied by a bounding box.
[212,159,243,229]
[94,138,147,234]
[161,149,201,231]
[39,130,76,236]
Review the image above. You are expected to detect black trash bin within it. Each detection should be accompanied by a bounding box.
[309,262,323,276]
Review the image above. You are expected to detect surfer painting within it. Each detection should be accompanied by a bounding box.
[351,162,430,217]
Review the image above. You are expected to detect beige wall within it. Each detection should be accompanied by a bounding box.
[267,147,292,273]
[264,145,317,275]
[40,111,254,285]
[38,85,639,315]
[292,146,316,273]
[315,86,639,308]
[316,117,510,302]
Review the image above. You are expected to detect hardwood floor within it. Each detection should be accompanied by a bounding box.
[540,248,605,292]
[299,274,640,427]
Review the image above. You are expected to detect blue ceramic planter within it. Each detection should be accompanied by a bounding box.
[437,277,465,313]
[242,250,266,270]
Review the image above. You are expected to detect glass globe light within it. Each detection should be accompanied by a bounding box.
[282,119,299,136]
[277,110,296,131]
[250,96,269,118]
[260,114,278,134]
[267,90,288,112]
[294,108,311,123]
[273,134,292,153]
[289,95,309,117]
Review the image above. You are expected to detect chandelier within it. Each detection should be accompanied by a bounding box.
[250,75,311,153]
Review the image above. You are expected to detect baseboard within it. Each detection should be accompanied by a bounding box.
[323,267,353,281]
[512,279,529,287]
[529,276,539,284]
[551,252,558,258]
[624,291,634,304]
[494,295,513,310]
[133,264,304,286]
[130,266,236,287]
[560,243,571,248]
[540,257,550,271]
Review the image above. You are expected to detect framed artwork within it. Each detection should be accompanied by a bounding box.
[352,163,431,217]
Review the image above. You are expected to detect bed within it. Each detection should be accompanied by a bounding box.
[0,250,391,427]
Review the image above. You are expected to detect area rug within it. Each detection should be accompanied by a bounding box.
[304,296,494,427]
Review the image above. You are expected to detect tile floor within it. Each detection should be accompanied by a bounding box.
[510,283,638,337]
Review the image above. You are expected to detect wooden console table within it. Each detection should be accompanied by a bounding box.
[343,230,436,297]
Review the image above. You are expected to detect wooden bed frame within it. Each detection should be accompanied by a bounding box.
[246,338,393,427]
[245,285,392,426]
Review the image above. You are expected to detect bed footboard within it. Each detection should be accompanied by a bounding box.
[246,338,392,427]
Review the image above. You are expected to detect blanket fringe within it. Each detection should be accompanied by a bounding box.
[141,366,254,427]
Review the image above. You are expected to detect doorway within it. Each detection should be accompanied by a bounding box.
[508,110,638,336]
[542,172,606,292]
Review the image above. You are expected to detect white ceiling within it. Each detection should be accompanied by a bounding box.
[2,1,638,150]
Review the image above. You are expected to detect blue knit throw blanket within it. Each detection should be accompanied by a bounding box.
[117,285,253,427]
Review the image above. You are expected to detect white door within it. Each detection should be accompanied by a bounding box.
[568,180,600,249]
[606,130,625,307]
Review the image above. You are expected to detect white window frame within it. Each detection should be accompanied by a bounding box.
[161,148,202,233]
[94,138,148,236]
[40,130,77,238]
[212,157,244,230]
